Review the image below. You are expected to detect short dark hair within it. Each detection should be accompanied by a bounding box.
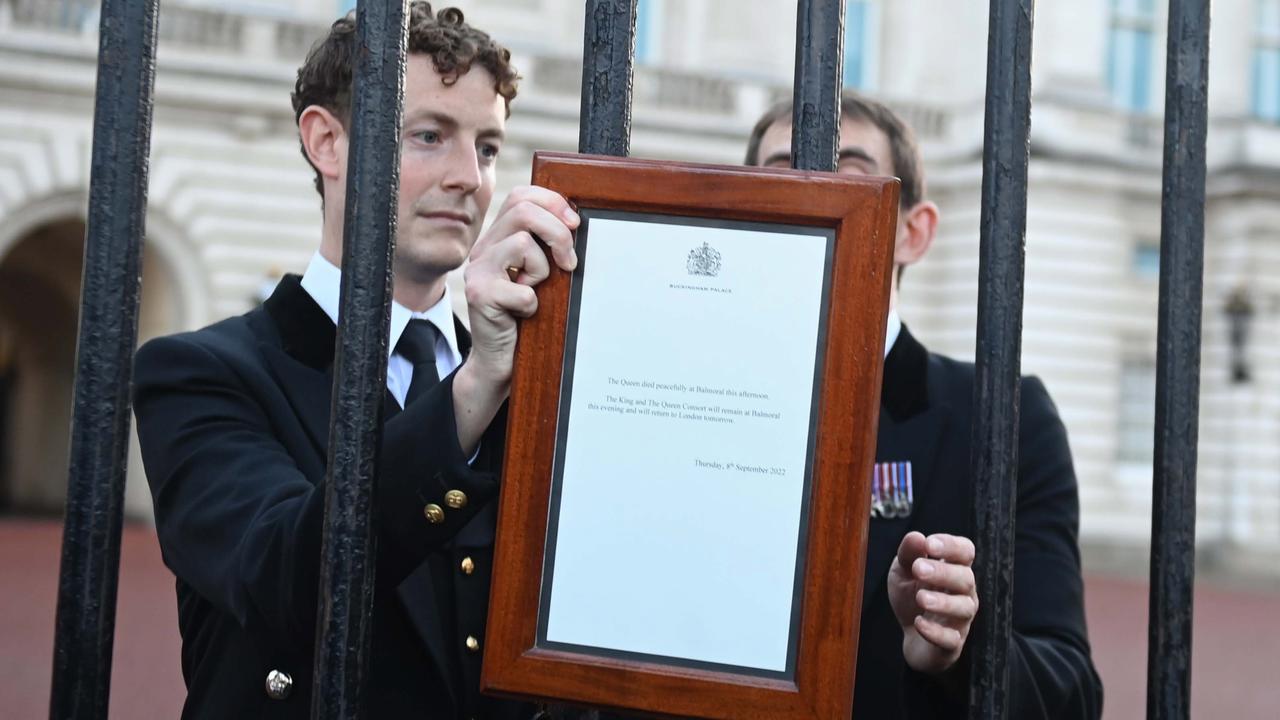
[291,2,520,198]
[744,90,924,209]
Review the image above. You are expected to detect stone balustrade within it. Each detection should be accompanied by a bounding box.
[7,0,100,35]
[0,0,949,135]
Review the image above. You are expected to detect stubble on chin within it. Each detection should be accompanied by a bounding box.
[392,228,476,284]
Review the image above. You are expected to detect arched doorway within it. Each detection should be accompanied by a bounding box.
[0,217,180,518]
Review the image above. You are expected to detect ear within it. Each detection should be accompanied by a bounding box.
[298,105,347,189]
[894,200,939,268]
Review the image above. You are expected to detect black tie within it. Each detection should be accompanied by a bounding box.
[397,318,440,407]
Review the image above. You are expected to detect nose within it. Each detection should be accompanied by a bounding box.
[441,141,482,194]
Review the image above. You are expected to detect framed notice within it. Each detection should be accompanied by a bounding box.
[482,152,899,719]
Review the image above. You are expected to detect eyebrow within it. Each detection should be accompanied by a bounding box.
[403,109,506,141]
[837,146,878,169]
[759,146,879,169]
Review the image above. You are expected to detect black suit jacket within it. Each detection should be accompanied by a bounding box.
[851,326,1103,718]
[134,275,537,719]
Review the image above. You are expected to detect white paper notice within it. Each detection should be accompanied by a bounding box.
[541,213,831,673]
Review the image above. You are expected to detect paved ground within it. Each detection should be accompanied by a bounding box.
[1,518,184,718]
[2,517,1278,718]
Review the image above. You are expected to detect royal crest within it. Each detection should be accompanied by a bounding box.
[686,241,722,277]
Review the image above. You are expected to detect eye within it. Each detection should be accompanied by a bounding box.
[413,130,440,144]
[837,158,874,176]
[479,142,501,162]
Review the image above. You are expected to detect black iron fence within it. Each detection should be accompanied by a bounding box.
[48,0,1208,719]
[49,1,158,717]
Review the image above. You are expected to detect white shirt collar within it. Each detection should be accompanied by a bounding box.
[299,251,462,364]
[885,308,902,358]
[301,251,892,365]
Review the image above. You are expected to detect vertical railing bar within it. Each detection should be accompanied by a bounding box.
[1146,1,1210,718]
[309,1,407,718]
[790,0,843,172]
[578,0,637,157]
[967,1,1035,719]
[48,1,160,718]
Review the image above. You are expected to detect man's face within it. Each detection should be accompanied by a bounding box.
[751,112,938,305]
[755,114,895,184]
[755,114,921,253]
[390,55,505,284]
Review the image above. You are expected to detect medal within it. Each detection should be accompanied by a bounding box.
[870,461,914,519]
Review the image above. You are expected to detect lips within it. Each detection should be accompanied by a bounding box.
[419,210,473,224]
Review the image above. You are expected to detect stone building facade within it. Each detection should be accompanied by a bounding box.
[0,0,1276,576]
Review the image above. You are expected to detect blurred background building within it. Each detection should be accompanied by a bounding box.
[3,0,1275,577]
[0,0,1274,561]
[2,1,1279,717]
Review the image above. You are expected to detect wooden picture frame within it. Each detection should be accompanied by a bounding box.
[482,151,899,719]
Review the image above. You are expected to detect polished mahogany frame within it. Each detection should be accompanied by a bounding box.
[482,152,899,719]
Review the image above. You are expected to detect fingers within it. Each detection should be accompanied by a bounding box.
[460,186,576,386]
[497,185,580,229]
[913,615,966,653]
[498,232,551,287]
[916,588,978,621]
[896,532,979,672]
[887,556,908,584]
[484,279,538,319]
[896,531,929,570]
[895,532,979,600]
[467,255,538,311]
[911,556,976,596]
[482,186,579,273]
[923,533,976,566]
[906,532,976,596]
[465,258,540,315]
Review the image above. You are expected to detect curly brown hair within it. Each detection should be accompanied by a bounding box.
[291,2,520,198]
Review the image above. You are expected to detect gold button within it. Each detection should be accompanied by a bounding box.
[444,489,468,509]
[465,635,480,652]
[423,503,445,524]
[460,556,475,575]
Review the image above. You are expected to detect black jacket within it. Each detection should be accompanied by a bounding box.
[587,326,1102,720]
[851,325,1103,718]
[134,275,535,719]
[137,272,1099,718]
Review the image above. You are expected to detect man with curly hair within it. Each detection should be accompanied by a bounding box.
[133,4,576,717]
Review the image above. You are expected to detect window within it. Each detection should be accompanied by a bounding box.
[178,0,299,14]
[634,0,664,65]
[843,0,878,90]
[1255,0,1280,121]
[1117,356,1156,465]
[47,0,96,32]
[1107,0,1157,112]
[1133,240,1161,279]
